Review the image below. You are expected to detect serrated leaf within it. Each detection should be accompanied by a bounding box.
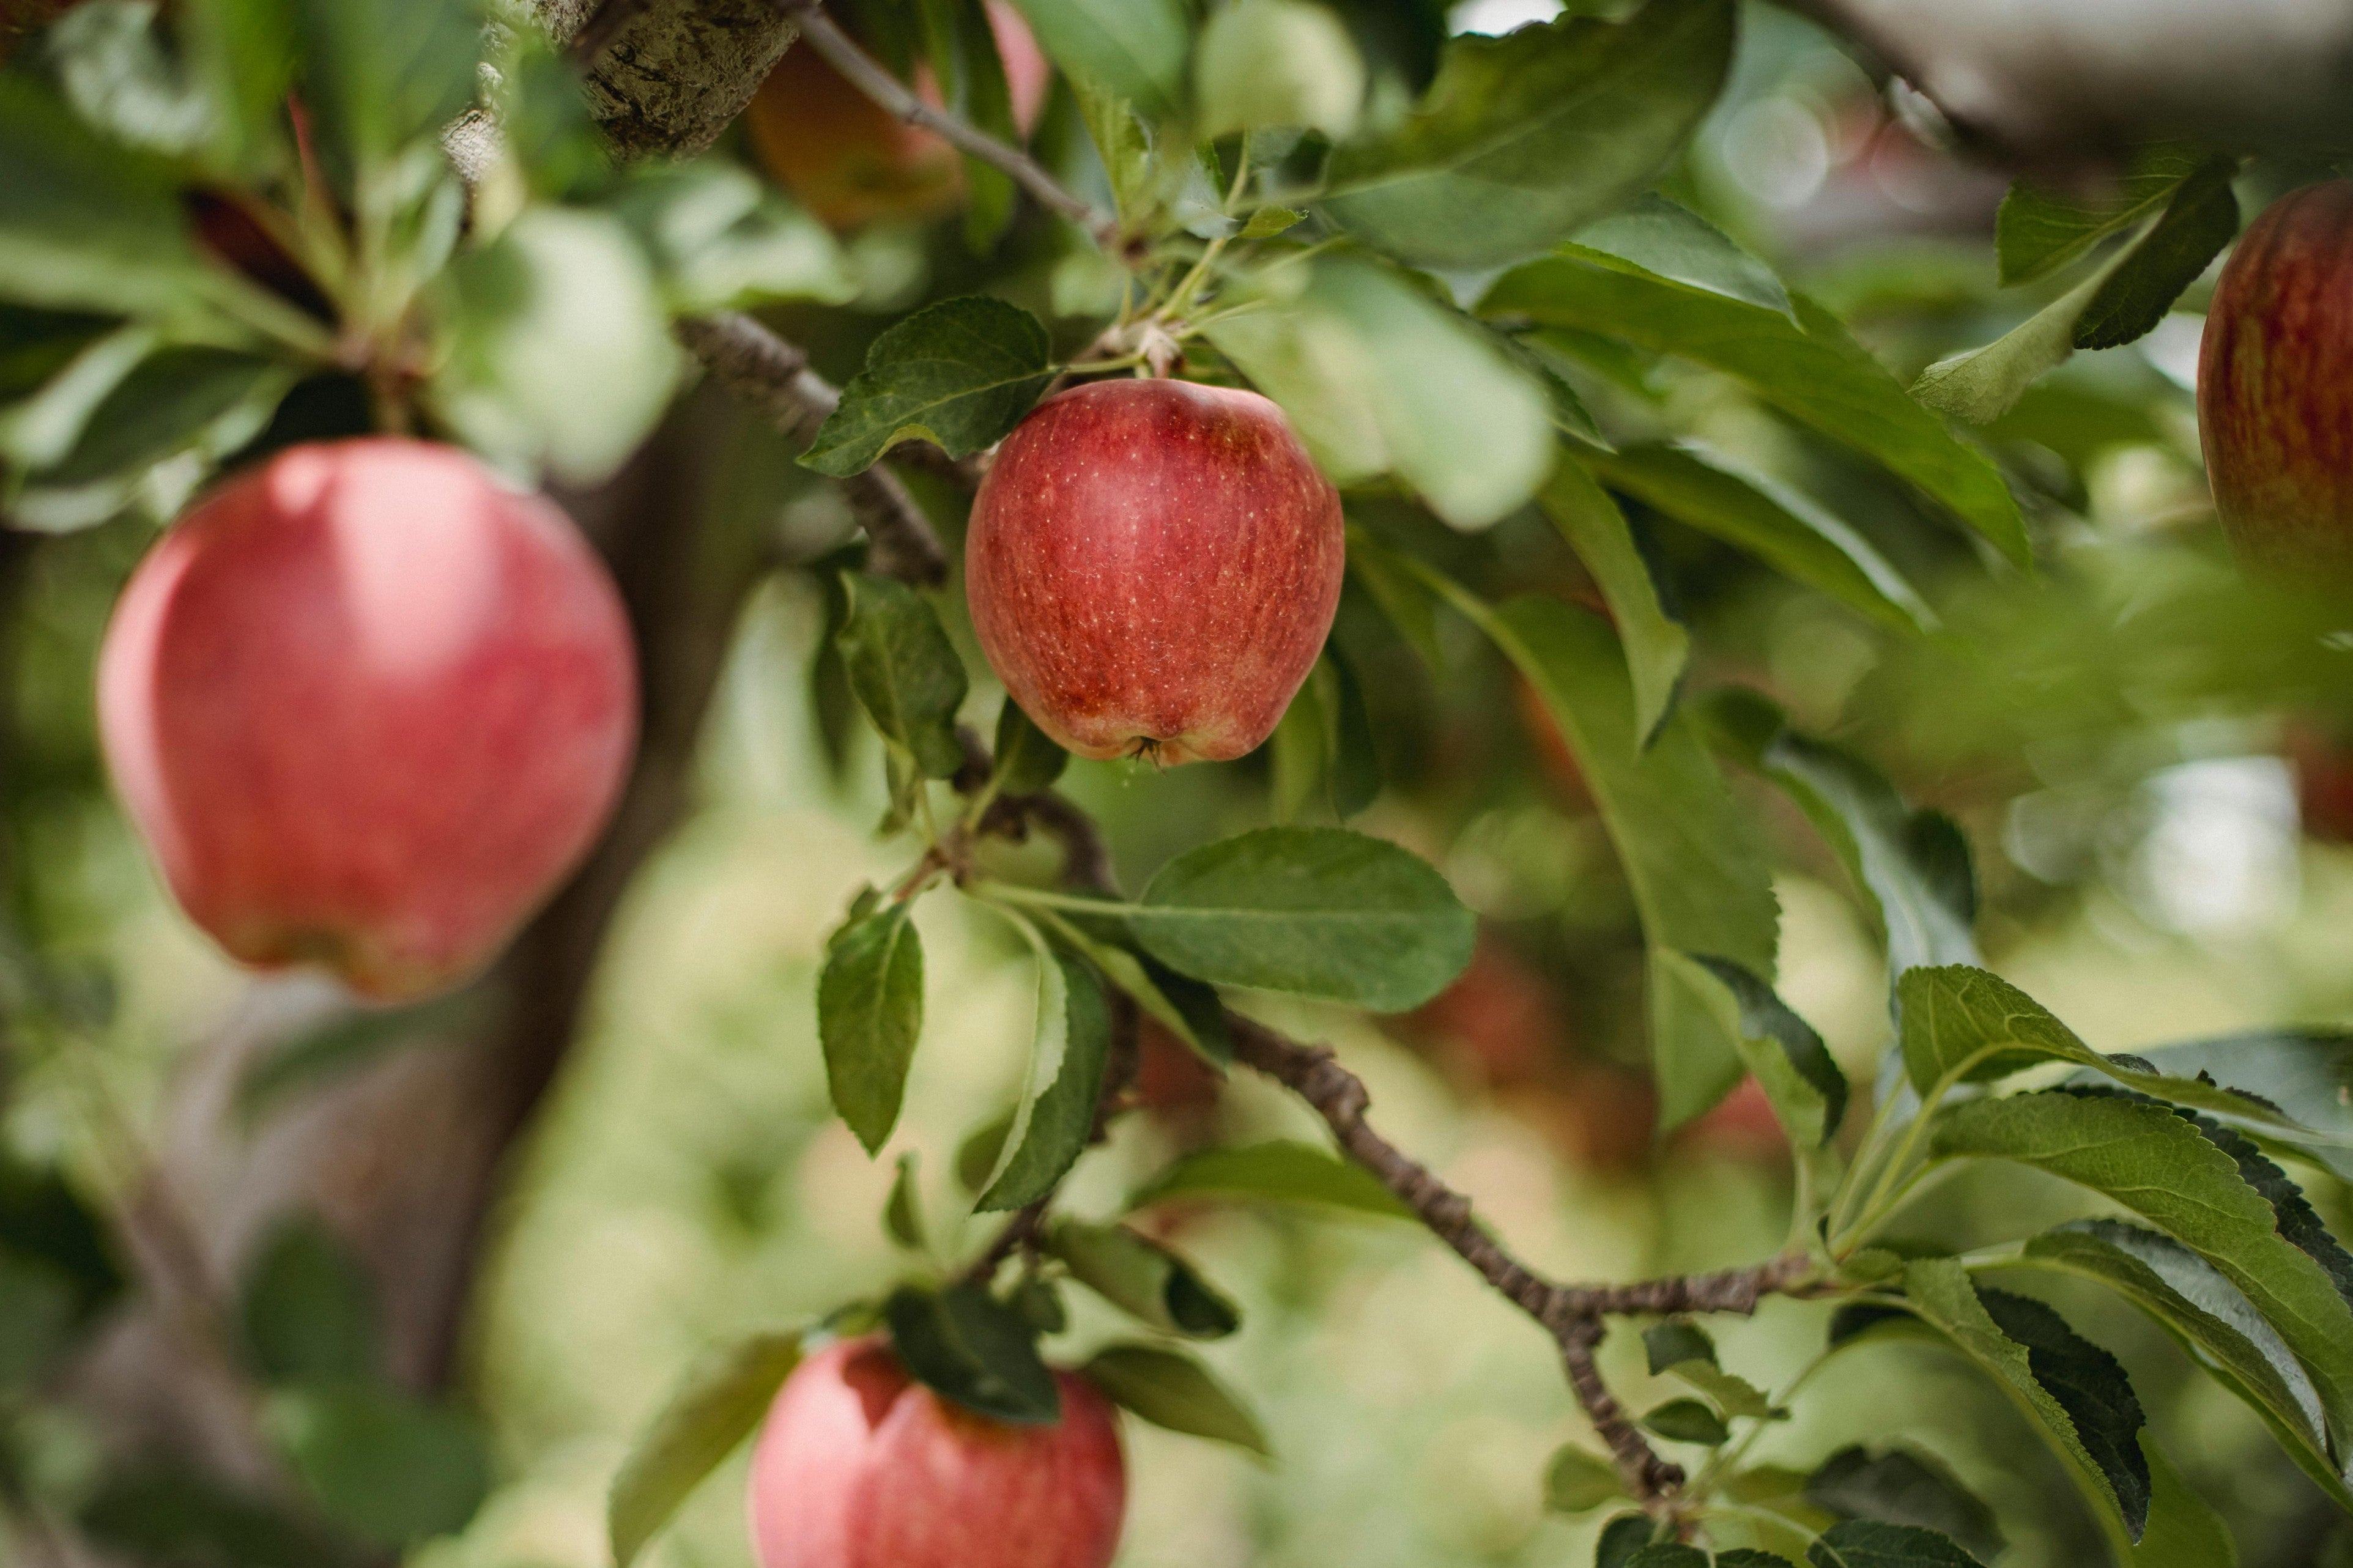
[1597,1513,1664,1568]
[1481,261,2028,567]
[1668,1359,1778,1421]
[1538,458,1687,743]
[1569,194,1792,319]
[802,297,1052,477]
[1807,1518,1987,1568]
[1913,259,2119,426]
[1029,908,1230,1067]
[1127,1139,1412,1218]
[1316,0,1733,272]
[883,1152,924,1250]
[1975,1286,2150,1535]
[1008,0,1188,122]
[818,901,924,1155]
[607,1331,802,1568]
[1585,443,1930,631]
[1046,1220,1240,1338]
[1128,826,1473,1011]
[993,697,1068,796]
[1679,953,1846,1145]
[1996,147,2206,286]
[1807,1446,2003,1564]
[884,1283,1059,1424]
[837,573,969,780]
[1543,1443,1622,1512]
[1929,1092,2353,1457]
[1703,690,1976,986]
[2073,157,2237,351]
[976,947,1110,1211]
[1640,1398,1728,1444]
[2133,1030,2353,1181]
[1082,1342,1269,1455]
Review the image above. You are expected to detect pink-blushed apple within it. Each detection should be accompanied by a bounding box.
[965,379,1344,765]
[746,1336,1125,1568]
[747,1,1052,232]
[2199,180,2353,579]
[97,438,638,1001]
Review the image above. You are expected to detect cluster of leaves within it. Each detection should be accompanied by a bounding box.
[0,0,852,528]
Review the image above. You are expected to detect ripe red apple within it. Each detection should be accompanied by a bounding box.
[746,1336,1125,1568]
[97,438,638,1000]
[966,379,1345,764]
[747,2,1051,231]
[2199,180,2353,579]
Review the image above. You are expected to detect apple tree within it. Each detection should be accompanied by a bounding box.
[0,0,2351,1565]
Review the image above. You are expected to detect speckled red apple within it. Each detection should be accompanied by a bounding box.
[97,438,638,1000]
[2199,180,2353,578]
[965,379,1344,765]
[746,1336,1125,1568]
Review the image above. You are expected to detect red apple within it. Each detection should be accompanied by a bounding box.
[966,379,1345,764]
[746,1336,1125,1568]
[2199,180,2353,579]
[97,438,638,1000]
[747,2,1051,232]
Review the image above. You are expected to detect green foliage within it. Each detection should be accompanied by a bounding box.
[1996,147,2210,286]
[1807,1520,1987,1568]
[818,900,925,1154]
[1641,1397,1729,1444]
[993,698,1070,796]
[1683,954,1845,1145]
[606,1330,804,1568]
[1195,0,1363,141]
[1081,1342,1270,1455]
[1807,1447,2004,1563]
[1538,458,1688,742]
[239,1219,380,1385]
[1569,194,1790,318]
[974,944,1110,1210]
[1543,1443,1622,1512]
[269,1384,492,1547]
[1047,1219,1240,1337]
[1009,0,1190,122]
[802,294,1055,476]
[884,1282,1061,1423]
[836,572,971,784]
[1127,1139,1415,1218]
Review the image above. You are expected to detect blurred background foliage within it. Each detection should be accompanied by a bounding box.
[3,0,2353,1565]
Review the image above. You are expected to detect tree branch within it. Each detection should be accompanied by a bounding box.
[772,0,1125,254]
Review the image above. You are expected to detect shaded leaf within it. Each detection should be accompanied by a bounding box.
[884,1152,925,1250]
[1975,1286,2150,1536]
[270,1385,491,1547]
[885,1282,1059,1424]
[1127,1139,1412,1218]
[2073,157,2238,351]
[239,1219,379,1385]
[976,949,1110,1211]
[837,573,969,780]
[1048,1221,1239,1337]
[1807,1446,2003,1564]
[1009,0,1189,122]
[1643,1320,1717,1374]
[1808,1519,1987,1568]
[289,0,477,182]
[31,344,290,488]
[1082,1341,1269,1455]
[608,1331,802,1568]
[2134,1030,2353,1181]
[994,697,1069,795]
[1543,1443,1622,1512]
[2133,1430,2236,1568]
[1641,1398,1728,1444]
[802,294,1053,476]
[818,901,924,1155]
[1597,1512,1664,1567]
[1681,953,1846,1145]
[1997,147,2206,286]
[1539,457,1687,742]
[1569,193,1792,317]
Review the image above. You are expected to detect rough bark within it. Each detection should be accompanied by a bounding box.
[536,0,797,160]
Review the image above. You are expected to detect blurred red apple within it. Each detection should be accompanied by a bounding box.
[1678,1076,1791,1161]
[97,438,638,1000]
[1135,1015,1221,1114]
[747,2,1051,231]
[2199,180,2353,579]
[747,1336,1125,1568]
[2288,721,2353,841]
[966,379,1344,765]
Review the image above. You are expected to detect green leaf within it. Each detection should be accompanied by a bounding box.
[956,1112,1013,1195]
[1996,147,2206,286]
[1807,1446,2003,1564]
[1719,1554,1801,1568]
[1345,528,1444,669]
[270,1385,491,1547]
[1598,1514,1665,1568]
[1680,953,1846,1145]
[802,295,1054,477]
[2007,1221,2330,1504]
[1807,1519,1987,1568]
[1929,1092,2353,1454]
[0,1252,78,1394]
[1081,1342,1270,1455]
[1911,260,2119,426]
[1569,194,1792,319]
[607,1331,803,1568]
[1481,260,2028,567]
[1543,1443,1623,1512]
[2176,1106,2353,1312]
[2132,1432,2236,1568]
[837,573,971,780]
[1640,1398,1728,1444]
[45,1,212,156]
[818,901,925,1155]
[1195,0,1363,140]
[1643,1320,1716,1374]
[289,0,478,183]
[1582,443,1930,631]
[1028,907,1230,1067]
[1008,0,1188,122]
[183,0,297,176]
[1316,0,1734,272]
[1046,1220,1240,1337]
[1128,826,1475,1011]
[1538,458,1687,743]
[884,1282,1061,1424]
[1205,255,1552,530]
[1667,1359,1779,1421]
[1127,1139,1413,1218]
[1240,205,1306,239]
[917,0,1018,252]
[976,948,1110,1211]
[1702,690,1976,985]
[1887,1258,2140,1542]
[496,28,611,202]
[1470,590,1777,1125]
[1974,1286,2150,1536]
[1897,966,2320,1125]
[2073,157,2238,351]
[29,344,291,489]
[238,1220,379,1385]
[430,205,678,486]
[2133,1030,2353,1181]
[993,698,1069,796]
[1626,1548,1712,1568]
[884,1152,925,1250]
[609,162,855,314]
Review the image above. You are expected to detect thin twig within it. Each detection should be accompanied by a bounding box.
[774,0,1125,254]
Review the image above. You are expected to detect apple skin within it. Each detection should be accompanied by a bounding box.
[966,379,1345,765]
[747,2,1051,231]
[746,1336,1125,1568]
[2199,180,2353,579]
[97,438,639,1001]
